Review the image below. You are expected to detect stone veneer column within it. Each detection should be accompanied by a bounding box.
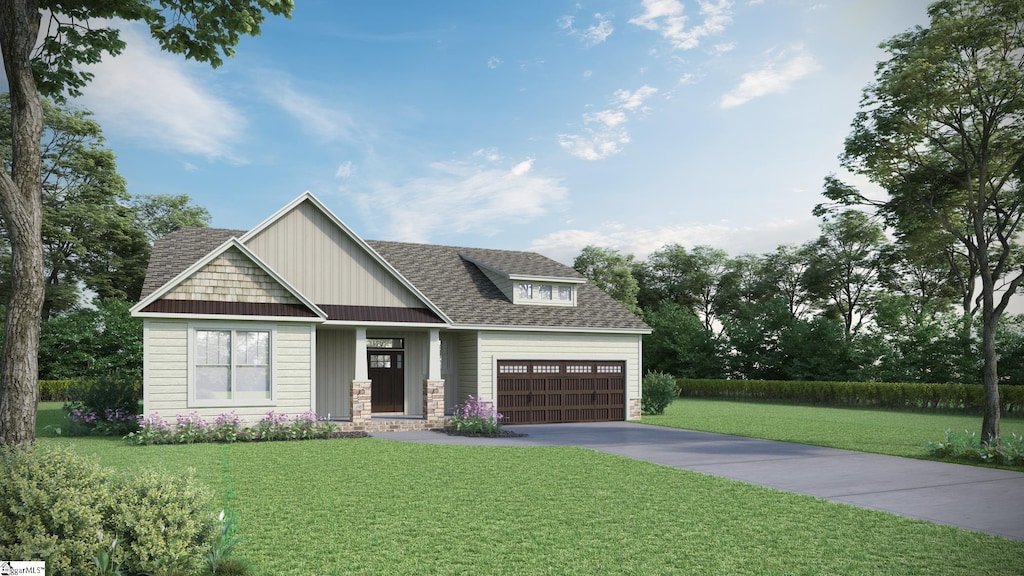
[423,379,445,423]
[351,380,372,423]
[628,398,642,421]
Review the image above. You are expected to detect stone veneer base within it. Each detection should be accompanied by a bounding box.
[329,417,450,433]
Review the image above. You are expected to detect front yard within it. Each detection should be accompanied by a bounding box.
[33,403,1024,575]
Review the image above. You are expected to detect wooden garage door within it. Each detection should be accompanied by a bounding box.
[497,360,626,424]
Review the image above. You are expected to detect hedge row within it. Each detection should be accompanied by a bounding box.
[39,378,142,402]
[39,379,76,402]
[675,379,1024,416]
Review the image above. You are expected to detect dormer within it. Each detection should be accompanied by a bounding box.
[459,249,586,307]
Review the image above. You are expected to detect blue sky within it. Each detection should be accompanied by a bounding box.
[74,0,933,264]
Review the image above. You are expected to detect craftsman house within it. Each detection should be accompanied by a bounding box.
[132,193,650,431]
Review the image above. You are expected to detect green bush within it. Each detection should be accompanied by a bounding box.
[0,447,217,575]
[927,429,1024,467]
[64,373,142,436]
[642,371,677,415]
[39,379,76,402]
[675,378,1024,416]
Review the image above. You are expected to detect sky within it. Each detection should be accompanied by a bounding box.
[70,0,937,265]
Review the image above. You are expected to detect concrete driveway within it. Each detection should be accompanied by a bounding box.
[376,421,1024,541]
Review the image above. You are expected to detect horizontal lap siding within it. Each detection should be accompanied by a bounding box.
[142,319,314,424]
[476,331,642,406]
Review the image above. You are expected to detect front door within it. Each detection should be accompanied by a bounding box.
[369,351,404,412]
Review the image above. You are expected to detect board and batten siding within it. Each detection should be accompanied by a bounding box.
[142,319,315,424]
[474,331,643,418]
[316,328,355,419]
[455,331,479,407]
[244,200,424,308]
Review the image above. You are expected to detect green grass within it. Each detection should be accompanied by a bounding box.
[642,398,1024,461]
[34,403,1024,575]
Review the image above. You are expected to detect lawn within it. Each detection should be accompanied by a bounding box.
[33,403,1024,575]
[642,398,1024,460]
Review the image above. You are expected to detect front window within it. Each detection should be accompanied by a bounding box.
[194,329,271,404]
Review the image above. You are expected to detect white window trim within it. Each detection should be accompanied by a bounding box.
[512,282,576,307]
[187,322,278,408]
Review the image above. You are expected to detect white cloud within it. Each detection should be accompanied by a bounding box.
[335,161,354,178]
[559,12,614,47]
[559,85,658,161]
[260,77,356,142]
[528,216,819,264]
[78,23,244,161]
[615,85,659,111]
[712,42,735,55]
[720,45,821,108]
[487,56,503,69]
[630,0,733,50]
[349,153,567,242]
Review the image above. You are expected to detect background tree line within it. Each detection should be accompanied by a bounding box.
[574,209,1024,386]
[0,94,210,381]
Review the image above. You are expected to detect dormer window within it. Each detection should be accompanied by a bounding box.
[514,281,576,306]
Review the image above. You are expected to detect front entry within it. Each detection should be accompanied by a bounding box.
[369,351,404,412]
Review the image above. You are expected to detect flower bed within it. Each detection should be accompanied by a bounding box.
[126,410,368,445]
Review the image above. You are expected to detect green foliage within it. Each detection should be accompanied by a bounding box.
[573,245,641,314]
[72,372,141,421]
[38,379,75,401]
[643,303,725,378]
[130,193,212,243]
[641,372,676,415]
[928,429,1024,467]
[676,378,1024,416]
[0,447,216,574]
[39,297,143,381]
[32,1,295,100]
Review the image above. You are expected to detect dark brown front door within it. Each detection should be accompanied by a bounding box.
[497,360,626,424]
[369,351,404,412]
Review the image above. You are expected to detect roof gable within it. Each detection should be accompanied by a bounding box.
[132,238,326,321]
[240,193,450,322]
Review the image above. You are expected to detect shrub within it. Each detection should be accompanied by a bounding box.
[39,379,76,401]
[675,378,1024,416]
[446,396,504,435]
[0,447,217,574]
[642,371,677,415]
[927,429,1024,467]
[63,372,142,436]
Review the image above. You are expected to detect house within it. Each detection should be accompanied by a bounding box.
[131,193,651,431]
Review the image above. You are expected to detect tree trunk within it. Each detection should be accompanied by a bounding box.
[980,285,1001,446]
[0,1,45,449]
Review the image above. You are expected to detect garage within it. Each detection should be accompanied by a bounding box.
[496,360,626,424]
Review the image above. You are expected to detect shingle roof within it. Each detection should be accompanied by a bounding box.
[140,227,246,298]
[457,247,584,280]
[140,227,649,332]
[367,241,649,331]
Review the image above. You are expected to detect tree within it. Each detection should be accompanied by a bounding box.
[825,0,1024,443]
[39,297,142,381]
[0,94,149,317]
[643,302,725,379]
[572,245,641,314]
[803,210,887,340]
[130,193,211,243]
[0,0,293,448]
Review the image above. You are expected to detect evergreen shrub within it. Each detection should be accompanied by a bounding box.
[642,371,677,415]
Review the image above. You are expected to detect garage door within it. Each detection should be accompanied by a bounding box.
[496,360,626,424]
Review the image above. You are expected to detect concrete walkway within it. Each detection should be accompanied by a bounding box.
[374,421,1024,541]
